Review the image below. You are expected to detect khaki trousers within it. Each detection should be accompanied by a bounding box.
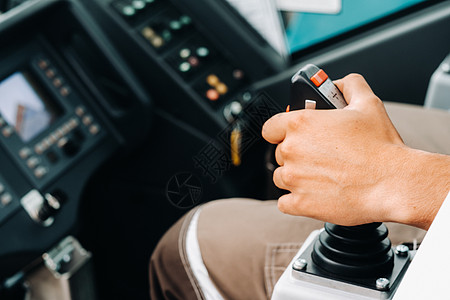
[149,103,450,300]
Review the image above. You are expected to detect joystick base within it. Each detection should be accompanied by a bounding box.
[272,230,412,300]
[293,230,410,298]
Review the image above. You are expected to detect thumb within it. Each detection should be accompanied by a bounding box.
[334,74,380,110]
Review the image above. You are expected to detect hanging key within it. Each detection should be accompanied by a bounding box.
[230,121,242,166]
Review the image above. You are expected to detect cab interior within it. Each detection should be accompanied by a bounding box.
[0,0,449,299]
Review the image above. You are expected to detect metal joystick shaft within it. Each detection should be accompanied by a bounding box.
[312,222,394,278]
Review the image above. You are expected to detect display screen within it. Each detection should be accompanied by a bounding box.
[0,71,62,142]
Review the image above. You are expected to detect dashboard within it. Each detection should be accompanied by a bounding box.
[79,0,288,134]
[0,0,449,299]
[0,0,151,280]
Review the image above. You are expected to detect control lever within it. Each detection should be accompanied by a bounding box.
[38,193,62,223]
[280,64,409,297]
[21,190,66,226]
[290,64,346,110]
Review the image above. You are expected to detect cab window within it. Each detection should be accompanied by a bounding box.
[283,0,430,54]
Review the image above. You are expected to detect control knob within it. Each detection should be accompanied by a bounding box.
[57,129,84,157]
[21,190,67,226]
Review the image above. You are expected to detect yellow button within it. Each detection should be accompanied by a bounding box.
[141,27,155,39]
[216,83,228,95]
[206,74,219,87]
[151,36,164,48]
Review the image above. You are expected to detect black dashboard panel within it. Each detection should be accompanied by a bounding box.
[78,0,286,136]
[0,0,151,279]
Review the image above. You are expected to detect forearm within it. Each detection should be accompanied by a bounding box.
[384,146,450,230]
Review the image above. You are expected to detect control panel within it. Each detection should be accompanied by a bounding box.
[0,173,19,226]
[79,0,285,133]
[115,0,249,106]
[0,51,105,190]
[0,0,152,280]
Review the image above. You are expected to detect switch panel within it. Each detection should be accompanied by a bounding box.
[0,175,20,226]
[194,62,247,105]
[109,0,250,110]
[111,0,164,21]
[166,38,215,80]
[139,6,193,52]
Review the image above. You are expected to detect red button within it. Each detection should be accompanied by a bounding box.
[206,89,220,101]
[310,69,328,87]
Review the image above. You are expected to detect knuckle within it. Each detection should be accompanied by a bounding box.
[273,167,283,188]
[277,194,291,214]
[345,73,364,81]
[261,122,270,139]
[364,95,383,108]
[277,193,301,215]
[286,114,303,131]
[280,166,297,186]
[370,96,383,106]
[275,146,283,165]
[279,142,293,157]
[261,116,277,136]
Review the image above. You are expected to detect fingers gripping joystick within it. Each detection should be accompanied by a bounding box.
[281,65,412,298]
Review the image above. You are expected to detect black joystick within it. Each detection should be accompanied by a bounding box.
[292,220,410,293]
[312,223,394,278]
[287,64,411,294]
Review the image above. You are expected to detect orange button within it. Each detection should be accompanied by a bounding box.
[216,83,228,95]
[310,69,328,87]
[206,89,220,101]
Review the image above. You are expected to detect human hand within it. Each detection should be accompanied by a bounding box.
[262,74,449,229]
